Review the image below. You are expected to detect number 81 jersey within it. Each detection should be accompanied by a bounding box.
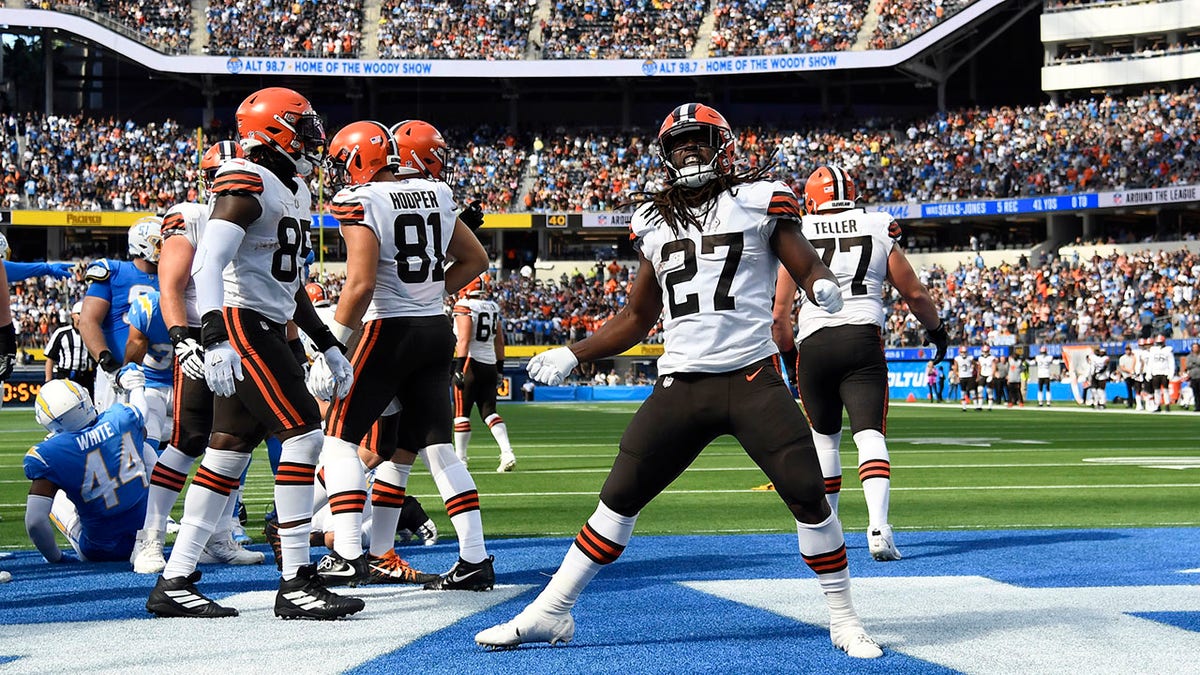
[795,208,897,342]
[331,178,457,319]
[210,158,312,325]
[632,180,797,374]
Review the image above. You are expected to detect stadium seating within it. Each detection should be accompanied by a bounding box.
[27,0,193,54]
[540,0,709,59]
[205,0,363,57]
[377,0,535,59]
[708,0,868,57]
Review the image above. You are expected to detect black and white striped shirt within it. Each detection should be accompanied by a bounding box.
[46,325,94,376]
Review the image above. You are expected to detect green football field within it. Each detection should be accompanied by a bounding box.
[2,401,1198,551]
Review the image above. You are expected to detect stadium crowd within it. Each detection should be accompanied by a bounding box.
[8,87,1196,215]
[868,0,974,50]
[377,0,535,59]
[27,0,193,53]
[205,0,363,57]
[708,0,867,57]
[539,0,708,59]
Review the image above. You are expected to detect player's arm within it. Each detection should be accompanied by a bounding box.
[331,223,379,340]
[886,243,940,331]
[158,233,194,331]
[771,267,798,353]
[444,219,489,296]
[568,252,663,363]
[454,311,472,359]
[769,219,841,313]
[195,193,259,347]
[494,315,505,370]
[78,294,118,373]
[25,478,64,563]
[124,323,150,366]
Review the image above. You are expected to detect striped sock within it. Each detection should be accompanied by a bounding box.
[423,443,486,563]
[144,445,196,533]
[321,437,368,561]
[534,501,637,615]
[812,431,842,517]
[485,414,514,455]
[275,429,322,580]
[162,449,249,580]
[796,512,857,625]
[368,461,410,557]
[854,430,891,529]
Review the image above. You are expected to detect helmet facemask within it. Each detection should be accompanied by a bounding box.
[658,123,731,189]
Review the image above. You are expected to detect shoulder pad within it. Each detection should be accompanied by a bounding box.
[212,160,264,196]
[765,182,802,219]
[84,259,113,283]
[887,218,902,240]
[331,189,366,225]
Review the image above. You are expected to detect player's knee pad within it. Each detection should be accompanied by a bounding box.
[279,428,323,465]
[810,430,842,479]
[453,416,471,433]
[422,442,461,476]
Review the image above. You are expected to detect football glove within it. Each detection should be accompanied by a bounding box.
[923,321,949,364]
[458,200,485,231]
[117,363,146,391]
[97,349,121,374]
[204,341,244,398]
[526,347,578,386]
[812,278,844,314]
[324,346,354,400]
[452,357,467,389]
[306,352,334,401]
[171,331,206,381]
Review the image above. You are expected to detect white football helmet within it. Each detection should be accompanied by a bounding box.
[128,217,163,263]
[0,231,9,260]
[35,379,97,434]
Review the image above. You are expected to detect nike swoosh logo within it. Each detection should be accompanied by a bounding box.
[745,367,765,382]
[449,569,480,584]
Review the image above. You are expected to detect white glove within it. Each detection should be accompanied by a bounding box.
[204,341,244,397]
[812,278,844,314]
[306,352,334,401]
[526,347,579,386]
[324,347,354,400]
[174,337,206,381]
[117,363,146,391]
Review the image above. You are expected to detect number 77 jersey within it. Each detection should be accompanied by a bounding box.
[794,207,897,342]
[632,180,799,374]
[331,178,457,318]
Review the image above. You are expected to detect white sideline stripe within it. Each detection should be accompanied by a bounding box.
[1181,568,1200,574]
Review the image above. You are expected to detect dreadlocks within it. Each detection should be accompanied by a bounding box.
[624,164,776,235]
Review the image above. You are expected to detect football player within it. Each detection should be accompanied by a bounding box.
[146,87,360,620]
[771,165,946,563]
[0,234,11,582]
[130,140,262,574]
[476,104,881,659]
[1087,346,1111,409]
[1033,345,1055,406]
[976,344,998,411]
[25,368,150,564]
[1146,334,1175,411]
[1117,344,1139,409]
[313,119,490,589]
[78,218,161,411]
[954,347,978,411]
[452,279,517,472]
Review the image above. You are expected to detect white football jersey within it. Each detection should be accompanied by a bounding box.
[632,180,800,374]
[1135,348,1152,377]
[162,201,212,328]
[205,158,312,325]
[977,353,997,378]
[331,179,457,320]
[453,297,502,364]
[955,353,975,378]
[795,208,896,342]
[1034,353,1055,378]
[1147,345,1176,377]
[1087,353,1109,378]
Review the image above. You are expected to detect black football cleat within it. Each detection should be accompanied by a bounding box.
[316,551,371,587]
[146,571,239,618]
[275,565,366,620]
[423,555,495,591]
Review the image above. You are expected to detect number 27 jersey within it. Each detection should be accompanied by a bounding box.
[331,178,457,320]
[632,180,798,374]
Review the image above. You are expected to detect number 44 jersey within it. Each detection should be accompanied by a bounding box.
[331,178,457,319]
[795,207,898,343]
[209,158,312,325]
[632,180,801,375]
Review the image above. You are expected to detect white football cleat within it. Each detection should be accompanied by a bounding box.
[497,452,517,473]
[830,621,883,659]
[199,533,264,565]
[868,524,902,561]
[132,528,167,574]
[475,608,575,649]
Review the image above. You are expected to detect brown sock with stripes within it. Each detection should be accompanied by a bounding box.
[322,438,368,561]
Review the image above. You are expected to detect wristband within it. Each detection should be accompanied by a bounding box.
[168,325,191,347]
[200,310,229,348]
[330,321,354,346]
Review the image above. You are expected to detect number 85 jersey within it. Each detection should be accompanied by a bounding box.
[209,158,312,325]
[331,178,457,319]
[794,208,897,343]
[632,180,799,374]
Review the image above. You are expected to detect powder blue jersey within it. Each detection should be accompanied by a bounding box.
[83,259,158,361]
[24,404,150,532]
[126,291,173,390]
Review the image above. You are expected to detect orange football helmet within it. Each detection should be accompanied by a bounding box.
[201,140,245,186]
[235,87,325,175]
[657,103,735,188]
[329,121,400,186]
[804,165,857,214]
[390,120,449,180]
[306,282,329,307]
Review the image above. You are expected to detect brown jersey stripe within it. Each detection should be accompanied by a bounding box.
[211,179,264,195]
[162,212,187,234]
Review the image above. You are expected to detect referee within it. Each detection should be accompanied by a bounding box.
[44,301,95,391]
